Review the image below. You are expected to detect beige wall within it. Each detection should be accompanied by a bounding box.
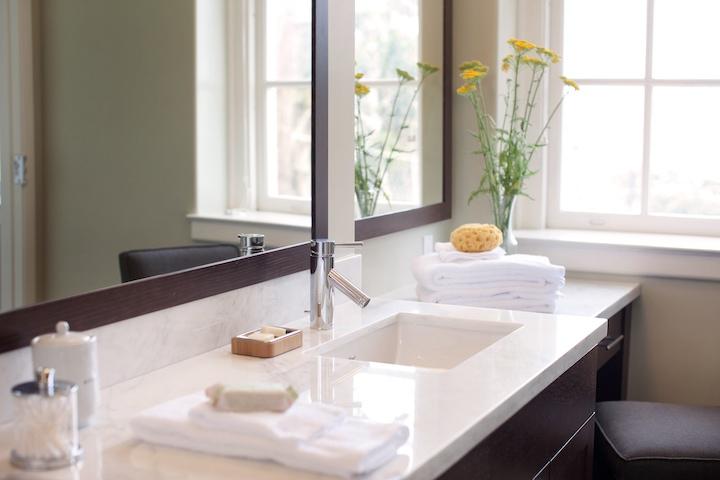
[39,0,195,300]
[568,272,720,406]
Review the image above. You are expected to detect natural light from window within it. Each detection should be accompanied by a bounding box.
[555,0,720,231]
[262,0,312,203]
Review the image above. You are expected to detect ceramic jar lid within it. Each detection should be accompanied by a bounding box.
[31,321,96,348]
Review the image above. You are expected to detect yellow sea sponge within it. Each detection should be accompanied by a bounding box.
[450,224,503,253]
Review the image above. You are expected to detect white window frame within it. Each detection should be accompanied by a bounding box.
[546,0,720,237]
[251,0,311,215]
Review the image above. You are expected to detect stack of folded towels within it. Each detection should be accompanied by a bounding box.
[130,383,408,478]
[412,228,565,313]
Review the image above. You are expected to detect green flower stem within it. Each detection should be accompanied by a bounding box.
[370,76,427,214]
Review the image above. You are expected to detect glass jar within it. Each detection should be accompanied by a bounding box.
[11,367,83,470]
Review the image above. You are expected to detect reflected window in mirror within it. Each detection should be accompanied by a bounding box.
[0,0,315,312]
[196,0,312,219]
[354,0,444,219]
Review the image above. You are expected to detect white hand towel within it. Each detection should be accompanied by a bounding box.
[188,400,345,443]
[416,285,559,313]
[434,242,506,262]
[416,285,562,303]
[412,253,565,289]
[130,393,409,478]
[417,283,561,300]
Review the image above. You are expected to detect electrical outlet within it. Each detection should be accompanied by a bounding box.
[423,234,434,254]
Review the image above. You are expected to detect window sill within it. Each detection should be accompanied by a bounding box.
[515,229,720,281]
[188,211,311,246]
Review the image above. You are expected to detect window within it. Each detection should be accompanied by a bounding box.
[196,0,311,218]
[254,0,311,214]
[548,0,720,235]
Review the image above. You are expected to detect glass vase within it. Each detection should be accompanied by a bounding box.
[493,195,518,253]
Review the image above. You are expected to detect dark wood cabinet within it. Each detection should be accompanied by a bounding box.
[596,304,632,402]
[546,415,595,479]
[438,349,597,480]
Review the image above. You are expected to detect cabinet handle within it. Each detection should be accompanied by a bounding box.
[600,334,624,351]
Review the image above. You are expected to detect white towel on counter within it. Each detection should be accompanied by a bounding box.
[416,284,562,302]
[130,393,409,478]
[416,285,559,313]
[412,253,565,289]
[189,398,345,443]
[434,242,506,263]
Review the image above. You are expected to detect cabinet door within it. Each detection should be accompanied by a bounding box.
[549,416,595,480]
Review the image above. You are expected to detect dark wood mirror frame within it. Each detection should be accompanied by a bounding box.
[0,0,330,354]
[355,0,452,241]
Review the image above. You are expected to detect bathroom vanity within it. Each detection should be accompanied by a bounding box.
[0,298,607,479]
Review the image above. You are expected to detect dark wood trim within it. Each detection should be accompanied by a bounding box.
[0,2,330,354]
[354,0,453,241]
[311,0,329,239]
[0,243,309,353]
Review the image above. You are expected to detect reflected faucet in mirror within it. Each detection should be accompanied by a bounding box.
[310,240,371,330]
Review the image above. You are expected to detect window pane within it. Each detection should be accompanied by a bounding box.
[563,0,646,79]
[649,87,720,217]
[265,0,311,81]
[653,0,720,79]
[560,86,644,214]
[355,0,419,79]
[265,86,311,198]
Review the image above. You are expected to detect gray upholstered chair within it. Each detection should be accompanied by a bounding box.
[594,401,720,479]
[119,244,240,282]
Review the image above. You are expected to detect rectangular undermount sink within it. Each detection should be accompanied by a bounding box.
[313,312,522,370]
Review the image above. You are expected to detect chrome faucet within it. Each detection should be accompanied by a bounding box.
[310,239,371,330]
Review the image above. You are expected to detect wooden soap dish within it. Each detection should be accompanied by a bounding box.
[231,327,303,358]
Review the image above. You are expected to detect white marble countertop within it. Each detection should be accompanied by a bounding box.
[383,277,640,319]
[0,299,607,480]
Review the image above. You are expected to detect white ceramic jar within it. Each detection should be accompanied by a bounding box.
[31,322,99,428]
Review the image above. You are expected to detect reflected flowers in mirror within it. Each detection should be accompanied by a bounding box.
[354,63,439,218]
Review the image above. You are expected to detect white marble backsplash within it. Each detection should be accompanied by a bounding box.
[0,254,361,424]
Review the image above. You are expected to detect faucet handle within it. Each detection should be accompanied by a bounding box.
[311,239,362,257]
[335,242,363,248]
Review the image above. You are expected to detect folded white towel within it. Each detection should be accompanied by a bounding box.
[189,399,345,443]
[416,285,559,313]
[130,393,409,478]
[412,253,565,289]
[417,283,561,300]
[434,242,506,262]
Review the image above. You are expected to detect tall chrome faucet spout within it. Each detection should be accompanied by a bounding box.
[310,239,370,330]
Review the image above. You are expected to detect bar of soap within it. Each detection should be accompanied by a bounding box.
[260,325,286,337]
[247,332,274,342]
[205,383,298,413]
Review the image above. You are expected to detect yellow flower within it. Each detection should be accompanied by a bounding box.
[355,82,370,97]
[537,47,560,64]
[560,75,580,91]
[507,37,537,51]
[456,83,477,95]
[501,54,513,73]
[355,72,364,80]
[460,68,487,80]
[520,55,547,67]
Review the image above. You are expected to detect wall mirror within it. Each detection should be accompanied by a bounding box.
[353,0,451,240]
[0,0,328,352]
